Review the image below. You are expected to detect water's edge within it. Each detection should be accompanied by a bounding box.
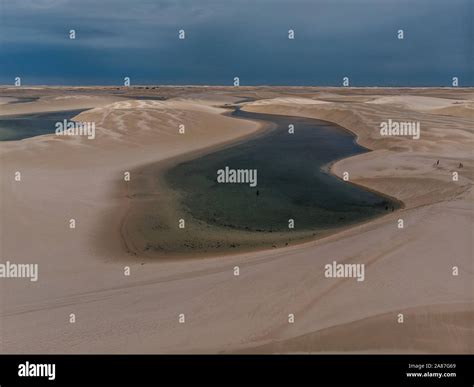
[121,107,402,258]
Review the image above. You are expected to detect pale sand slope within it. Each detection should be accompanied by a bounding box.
[366,95,470,111]
[367,95,474,119]
[1,91,473,353]
[0,97,18,105]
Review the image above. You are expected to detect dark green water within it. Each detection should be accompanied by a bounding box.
[0,109,85,141]
[165,109,399,232]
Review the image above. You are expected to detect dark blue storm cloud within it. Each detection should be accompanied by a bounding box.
[0,0,472,86]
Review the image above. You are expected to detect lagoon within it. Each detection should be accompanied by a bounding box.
[165,109,398,233]
[0,109,85,141]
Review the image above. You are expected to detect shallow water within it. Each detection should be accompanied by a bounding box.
[165,109,399,233]
[0,109,86,141]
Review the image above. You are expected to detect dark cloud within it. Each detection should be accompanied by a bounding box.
[0,0,472,85]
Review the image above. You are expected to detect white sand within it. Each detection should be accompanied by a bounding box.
[0,88,472,353]
[366,95,468,111]
[0,97,17,105]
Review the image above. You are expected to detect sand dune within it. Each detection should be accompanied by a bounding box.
[0,88,472,353]
[0,97,17,105]
[365,95,470,111]
[430,104,474,119]
[242,302,474,353]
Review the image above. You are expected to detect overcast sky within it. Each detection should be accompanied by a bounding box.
[0,0,472,86]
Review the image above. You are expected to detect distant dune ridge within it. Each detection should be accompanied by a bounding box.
[0,87,472,353]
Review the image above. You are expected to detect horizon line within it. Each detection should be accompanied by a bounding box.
[1,85,473,89]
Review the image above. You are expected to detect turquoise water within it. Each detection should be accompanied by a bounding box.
[0,109,86,141]
[165,109,399,232]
